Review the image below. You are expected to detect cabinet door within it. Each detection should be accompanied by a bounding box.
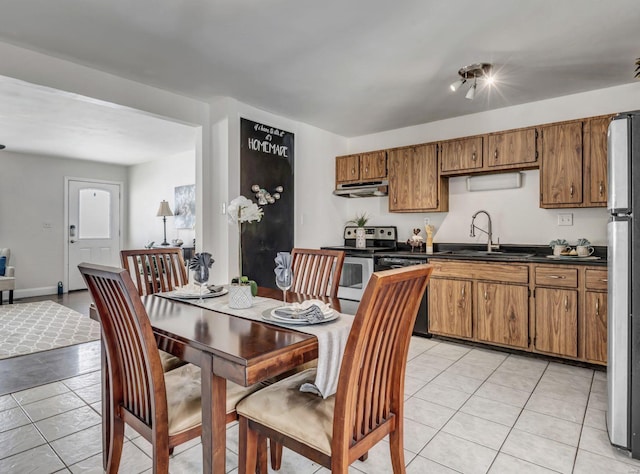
[440,137,483,173]
[360,151,387,180]
[488,128,537,168]
[540,122,583,206]
[535,287,578,357]
[584,291,607,363]
[588,117,610,205]
[388,144,439,212]
[336,155,360,183]
[428,278,472,338]
[477,282,529,348]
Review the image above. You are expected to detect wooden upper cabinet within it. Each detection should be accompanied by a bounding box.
[476,282,529,349]
[487,128,537,168]
[388,144,447,212]
[336,151,387,185]
[439,136,483,173]
[586,116,611,206]
[540,121,584,207]
[336,154,360,183]
[360,151,387,181]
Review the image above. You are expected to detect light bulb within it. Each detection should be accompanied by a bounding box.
[449,78,466,92]
[465,81,477,100]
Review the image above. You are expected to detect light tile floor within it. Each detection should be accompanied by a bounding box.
[2,337,640,473]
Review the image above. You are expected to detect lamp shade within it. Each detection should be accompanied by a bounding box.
[156,200,173,217]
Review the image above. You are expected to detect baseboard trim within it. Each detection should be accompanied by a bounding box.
[12,286,58,300]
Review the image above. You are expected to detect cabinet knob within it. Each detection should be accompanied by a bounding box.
[461,286,465,298]
[599,181,604,196]
[564,296,569,311]
[494,150,498,160]
[364,167,369,173]
[472,152,476,161]
[570,184,575,197]
[595,298,600,316]
[548,275,566,279]
[484,290,488,300]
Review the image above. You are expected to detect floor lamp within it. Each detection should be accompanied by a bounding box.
[156,200,173,246]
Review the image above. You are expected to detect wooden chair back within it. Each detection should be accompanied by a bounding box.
[332,264,432,469]
[121,248,188,296]
[290,248,345,298]
[78,263,173,458]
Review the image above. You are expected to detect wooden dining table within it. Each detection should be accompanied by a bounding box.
[92,288,342,473]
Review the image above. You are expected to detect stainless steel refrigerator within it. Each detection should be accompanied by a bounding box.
[607,110,640,457]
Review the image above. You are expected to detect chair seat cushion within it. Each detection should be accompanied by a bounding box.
[159,351,187,372]
[236,368,335,455]
[164,364,264,436]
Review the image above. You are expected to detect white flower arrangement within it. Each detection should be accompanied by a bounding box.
[227,196,263,224]
[228,196,263,282]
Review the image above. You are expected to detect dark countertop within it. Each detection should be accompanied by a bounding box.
[375,243,607,266]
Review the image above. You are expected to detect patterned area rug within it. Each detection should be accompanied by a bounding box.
[0,300,101,359]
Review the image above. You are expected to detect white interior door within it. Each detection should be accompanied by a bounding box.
[68,179,121,290]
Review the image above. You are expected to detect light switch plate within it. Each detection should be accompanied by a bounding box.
[558,213,573,226]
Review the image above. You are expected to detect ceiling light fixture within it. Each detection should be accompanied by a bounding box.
[450,63,493,100]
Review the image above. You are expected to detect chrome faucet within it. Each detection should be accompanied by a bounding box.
[470,210,500,252]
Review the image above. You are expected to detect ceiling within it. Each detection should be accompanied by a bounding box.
[0,0,639,163]
[0,76,197,164]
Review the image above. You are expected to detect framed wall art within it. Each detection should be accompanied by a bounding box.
[174,184,195,229]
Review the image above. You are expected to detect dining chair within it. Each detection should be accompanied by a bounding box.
[290,248,345,298]
[121,248,190,372]
[121,247,189,296]
[79,263,263,474]
[266,248,346,468]
[237,264,433,474]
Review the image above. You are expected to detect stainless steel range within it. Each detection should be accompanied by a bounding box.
[323,226,397,301]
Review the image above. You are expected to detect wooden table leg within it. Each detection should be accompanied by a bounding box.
[201,354,227,474]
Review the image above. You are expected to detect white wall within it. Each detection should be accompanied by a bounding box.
[128,150,196,248]
[205,98,348,283]
[335,82,640,247]
[0,150,127,297]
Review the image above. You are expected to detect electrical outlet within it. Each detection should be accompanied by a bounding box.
[42,222,52,229]
[558,213,573,226]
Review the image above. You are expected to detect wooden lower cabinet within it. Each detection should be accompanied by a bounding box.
[427,260,606,365]
[428,278,472,338]
[584,291,607,363]
[476,282,529,349]
[534,287,578,357]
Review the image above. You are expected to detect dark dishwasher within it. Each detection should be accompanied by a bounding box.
[374,255,430,337]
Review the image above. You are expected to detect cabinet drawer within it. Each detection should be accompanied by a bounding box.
[586,269,608,291]
[535,266,578,288]
[430,259,528,284]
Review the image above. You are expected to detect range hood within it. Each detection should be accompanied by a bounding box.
[333,180,388,198]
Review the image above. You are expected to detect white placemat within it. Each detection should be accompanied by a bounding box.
[159,292,353,398]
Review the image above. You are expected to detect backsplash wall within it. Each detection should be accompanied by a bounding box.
[339,169,608,247]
